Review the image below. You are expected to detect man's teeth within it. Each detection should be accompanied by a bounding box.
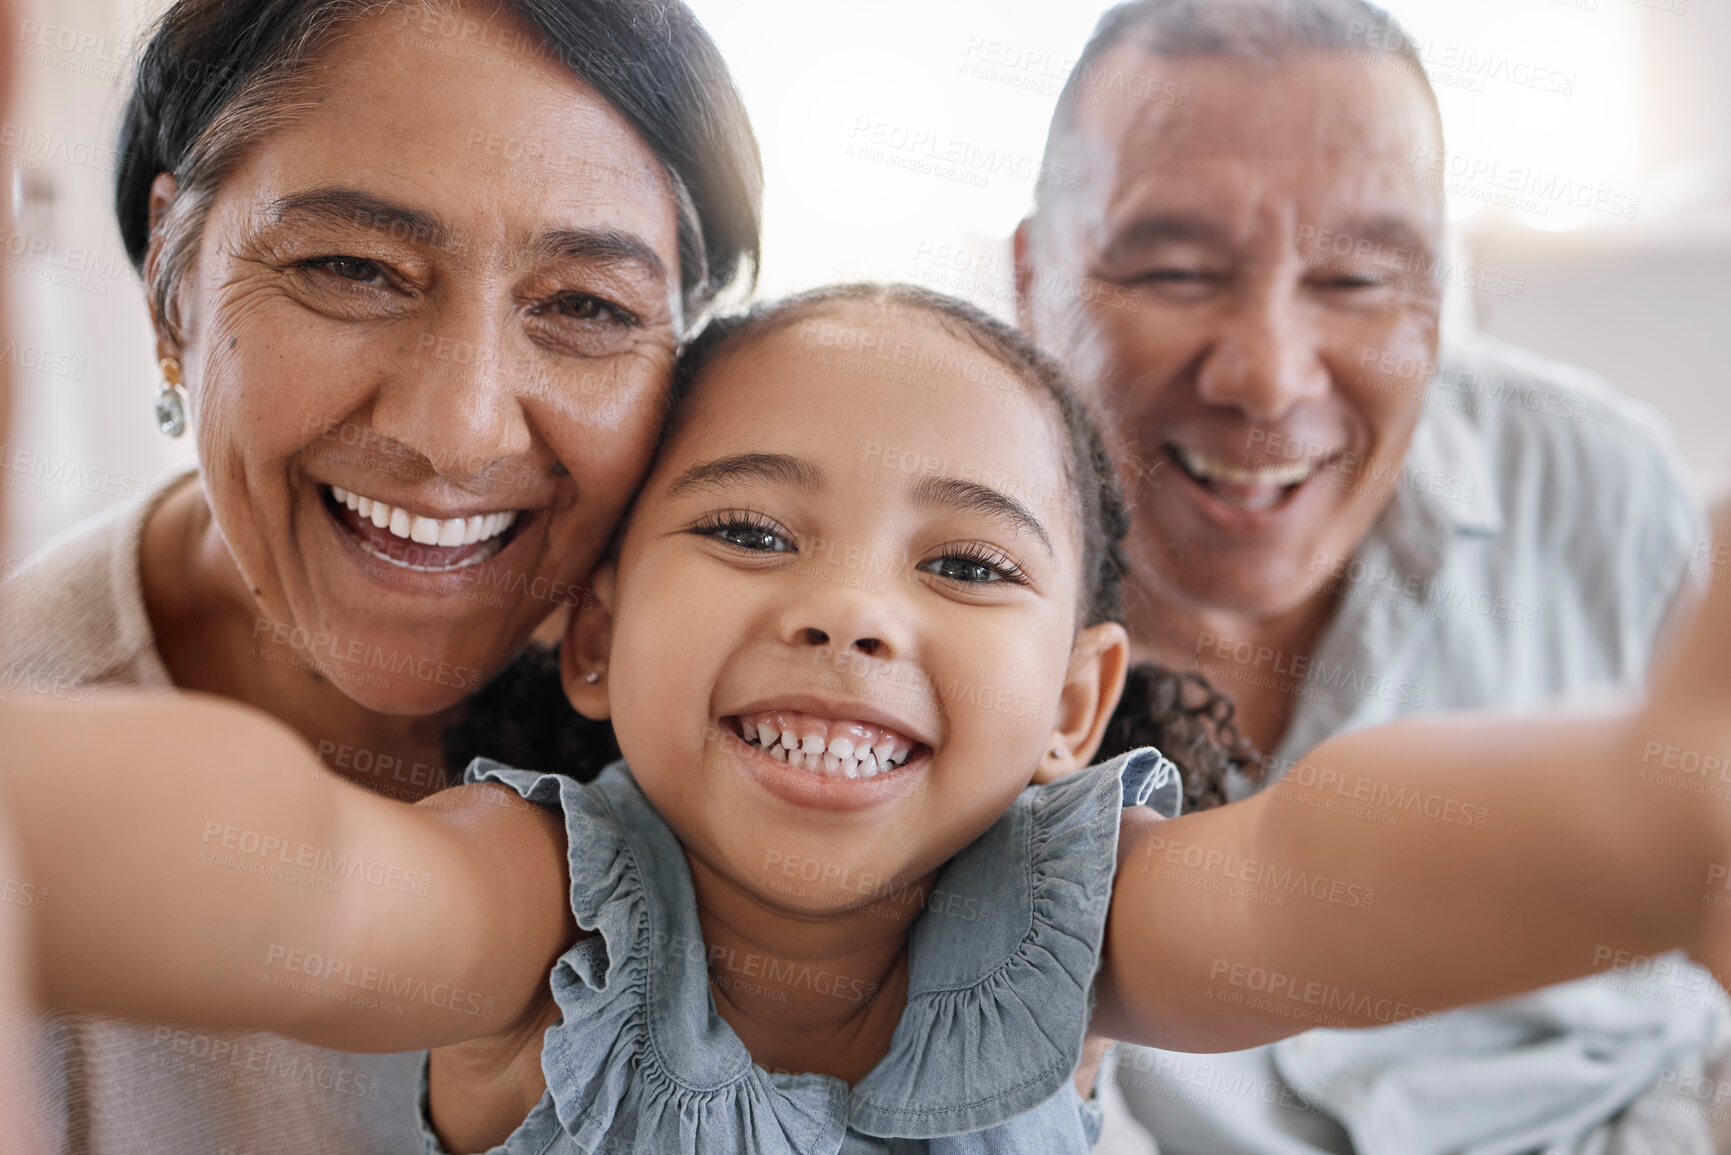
[329,486,517,547]
[1173,447,1317,488]
[740,718,914,780]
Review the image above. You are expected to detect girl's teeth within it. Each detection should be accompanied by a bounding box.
[329,486,519,548]
[739,716,914,779]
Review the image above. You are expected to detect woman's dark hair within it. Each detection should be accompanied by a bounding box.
[117,0,762,344]
[450,283,1259,810]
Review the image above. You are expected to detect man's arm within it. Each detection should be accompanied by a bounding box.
[0,693,573,1053]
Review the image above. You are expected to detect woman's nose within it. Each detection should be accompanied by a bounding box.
[370,303,534,479]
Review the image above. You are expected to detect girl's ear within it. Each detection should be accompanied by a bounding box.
[1035,621,1130,783]
[560,562,617,720]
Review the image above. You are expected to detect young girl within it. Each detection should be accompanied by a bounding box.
[5,284,1729,1154]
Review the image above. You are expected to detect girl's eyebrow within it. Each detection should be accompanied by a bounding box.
[662,452,825,500]
[909,475,1054,560]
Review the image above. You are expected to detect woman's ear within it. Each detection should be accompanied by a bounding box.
[145,173,179,361]
[559,562,617,720]
[1034,621,1130,783]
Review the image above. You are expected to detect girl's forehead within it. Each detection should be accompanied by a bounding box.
[667,308,1071,487]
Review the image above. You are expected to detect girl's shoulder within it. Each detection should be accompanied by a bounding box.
[432,749,1176,1154]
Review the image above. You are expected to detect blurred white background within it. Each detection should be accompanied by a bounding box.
[4,0,1726,561]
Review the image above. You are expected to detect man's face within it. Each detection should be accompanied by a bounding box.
[1019,48,1445,622]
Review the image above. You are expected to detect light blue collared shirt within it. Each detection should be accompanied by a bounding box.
[1110,336,1722,1155]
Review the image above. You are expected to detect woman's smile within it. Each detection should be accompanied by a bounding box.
[322,482,527,573]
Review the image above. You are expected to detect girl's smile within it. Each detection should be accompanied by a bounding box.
[718,702,931,813]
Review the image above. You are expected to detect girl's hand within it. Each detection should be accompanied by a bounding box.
[1644,499,1731,984]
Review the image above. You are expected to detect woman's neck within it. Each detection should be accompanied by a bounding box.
[139,478,455,800]
[687,849,935,1085]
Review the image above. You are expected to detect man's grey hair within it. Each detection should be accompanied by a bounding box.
[1036,0,1436,211]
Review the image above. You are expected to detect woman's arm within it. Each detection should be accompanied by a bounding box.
[1095,510,1731,1053]
[0,692,572,1053]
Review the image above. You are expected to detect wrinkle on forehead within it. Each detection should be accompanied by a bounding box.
[1055,45,1443,240]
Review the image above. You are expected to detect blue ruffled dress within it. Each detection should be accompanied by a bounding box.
[416,747,1179,1154]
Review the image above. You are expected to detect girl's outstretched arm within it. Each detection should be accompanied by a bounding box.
[0,693,572,1053]
[1095,512,1731,1053]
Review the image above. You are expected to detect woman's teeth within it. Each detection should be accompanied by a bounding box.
[329,485,517,547]
[737,715,915,780]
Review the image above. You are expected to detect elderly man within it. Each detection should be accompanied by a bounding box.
[1015,1,1721,1152]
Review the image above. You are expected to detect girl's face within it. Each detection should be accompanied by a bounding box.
[574,304,1126,914]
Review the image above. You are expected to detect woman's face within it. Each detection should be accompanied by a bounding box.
[172,7,683,713]
[598,307,1106,916]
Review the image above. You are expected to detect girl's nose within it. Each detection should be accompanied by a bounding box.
[779,587,906,661]
[794,626,885,655]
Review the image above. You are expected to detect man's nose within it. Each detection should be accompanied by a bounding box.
[1195,279,1330,423]
[370,300,534,479]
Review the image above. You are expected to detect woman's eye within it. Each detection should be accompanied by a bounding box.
[301,256,389,285]
[707,522,793,553]
[544,293,637,328]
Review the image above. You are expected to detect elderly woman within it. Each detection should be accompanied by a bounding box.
[0,0,760,1151]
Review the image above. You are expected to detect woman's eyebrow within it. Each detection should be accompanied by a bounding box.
[909,475,1054,560]
[532,228,669,285]
[266,186,447,249]
[662,452,825,501]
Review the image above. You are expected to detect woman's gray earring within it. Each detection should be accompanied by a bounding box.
[154,357,188,438]
[584,668,603,685]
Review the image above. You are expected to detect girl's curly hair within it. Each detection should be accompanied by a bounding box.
[446,283,1259,811]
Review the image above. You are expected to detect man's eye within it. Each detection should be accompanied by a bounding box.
[1140,267,1217,283]
[1321,273,1385,290]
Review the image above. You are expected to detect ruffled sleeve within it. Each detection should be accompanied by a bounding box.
[847,747,1172,1140]
[438,759,849,1155]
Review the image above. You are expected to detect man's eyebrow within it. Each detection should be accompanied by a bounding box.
[1104,214,1231,253]
[662,453,825,501]
[267,187,446,248]
[910,475,1054,560]
[1318,216,1437,260]
[532,227,668,284]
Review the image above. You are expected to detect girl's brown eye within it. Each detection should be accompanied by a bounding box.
[925,557,1001,583]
